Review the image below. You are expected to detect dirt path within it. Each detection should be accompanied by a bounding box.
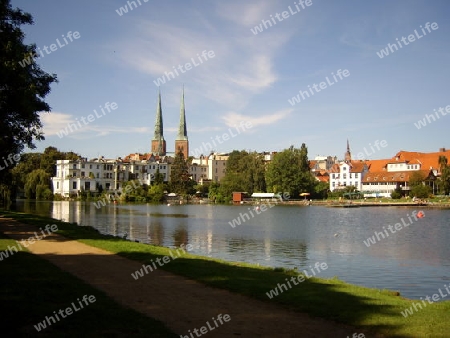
[0,218,381,337]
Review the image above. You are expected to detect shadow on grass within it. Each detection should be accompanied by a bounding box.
[0,210,433,337]
[0,236,177,337]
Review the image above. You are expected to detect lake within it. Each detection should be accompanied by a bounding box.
[14,200,450,300]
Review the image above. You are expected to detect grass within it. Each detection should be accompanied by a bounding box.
[0,232,176,337]
[2,210,450,337]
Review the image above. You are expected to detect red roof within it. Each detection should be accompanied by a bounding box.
[363,169,435,183]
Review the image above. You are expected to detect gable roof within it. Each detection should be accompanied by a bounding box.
[392,150,450,171]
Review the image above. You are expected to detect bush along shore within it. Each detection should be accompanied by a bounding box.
[1,210,450,337]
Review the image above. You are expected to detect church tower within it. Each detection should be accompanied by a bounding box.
[344,139,351,162]
[175,87,189,159]
[151,90,166,156]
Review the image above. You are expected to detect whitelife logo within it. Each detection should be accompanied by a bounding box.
[250,0,313,35]
[56,102,118,138]
[288,69,350,106]
[34,295,96,332]
[153,50,215,87]
[376,22,438,59]
[18,31,80,67]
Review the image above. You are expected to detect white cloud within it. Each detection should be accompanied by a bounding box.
[40,112,149,139]
[109,2,292,109]
[221,109,292,128]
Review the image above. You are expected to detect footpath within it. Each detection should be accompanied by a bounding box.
[0,218,381,337]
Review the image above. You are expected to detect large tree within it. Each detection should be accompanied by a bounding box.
[170,151,194,195]
[265,144,315,197]
[0,0,57,201]
[438,155,450,195]
[219,150,266,198]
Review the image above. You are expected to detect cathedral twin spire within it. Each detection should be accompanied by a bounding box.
[151,87,188,158]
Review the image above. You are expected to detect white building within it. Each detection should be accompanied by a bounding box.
[329,161,368,192]
[51,156,172,197]
[207,153,228,182]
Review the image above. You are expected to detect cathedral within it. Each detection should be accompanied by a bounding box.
[151,88,189,159]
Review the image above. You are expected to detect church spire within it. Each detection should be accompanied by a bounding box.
[151,89,166,155]
[344,139,351,162]
[177,86,188,141]
[175,86,189,158]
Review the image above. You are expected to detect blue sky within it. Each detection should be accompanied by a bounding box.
[12,0,450,160]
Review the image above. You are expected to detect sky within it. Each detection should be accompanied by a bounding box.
[11,0,450,161]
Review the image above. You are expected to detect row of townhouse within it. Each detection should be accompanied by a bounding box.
[327,147,449,197]
[51,153,228,197]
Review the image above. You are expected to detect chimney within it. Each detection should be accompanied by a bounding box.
[439,147,446,152]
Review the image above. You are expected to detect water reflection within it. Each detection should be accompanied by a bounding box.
[13,200,450,300]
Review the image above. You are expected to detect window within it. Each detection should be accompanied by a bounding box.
[90,164,92,169]
[96,173,99,178]
[85,182,90,190]
[57,182,59,189]
[343,174,347,179]
[72,182,77,189]
[106,183,110,190]
[97,165,99,169]
[81,164,85,169]
[73,164,76,169]
[349,173,352,178]
[81,171,85,177]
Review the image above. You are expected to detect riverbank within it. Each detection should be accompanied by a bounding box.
[1,210,449,337]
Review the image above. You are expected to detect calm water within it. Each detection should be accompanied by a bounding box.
[14,200,450,300]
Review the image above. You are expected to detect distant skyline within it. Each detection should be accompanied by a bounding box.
[12,0,450,160]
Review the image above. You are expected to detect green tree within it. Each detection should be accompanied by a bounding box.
[265,144,315,197]
[153,168,164,185]
[0,0,57,201]
[438,156,450,195]
[170,151,193,195]
[391,186,402,199]
[219,151,266,199]
[10,152,41,188]
[24,169,50,199]
[408,171,431,198]
[409,171,425,187]
[410,185,431,199]
[147,184,165,203]
[312,181,329,199]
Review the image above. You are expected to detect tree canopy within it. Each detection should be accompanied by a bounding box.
[0,0,57,201]
[265,144,315,197]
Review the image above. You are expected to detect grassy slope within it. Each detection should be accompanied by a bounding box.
[2,210,450,337]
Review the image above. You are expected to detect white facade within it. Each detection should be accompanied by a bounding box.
[190,156,209,182]
[207,153,228,182]
[51,153,231,196]
[51,157,171,197]
[329,161,368,192]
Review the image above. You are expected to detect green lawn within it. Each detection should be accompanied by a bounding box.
[2,210,450,337]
